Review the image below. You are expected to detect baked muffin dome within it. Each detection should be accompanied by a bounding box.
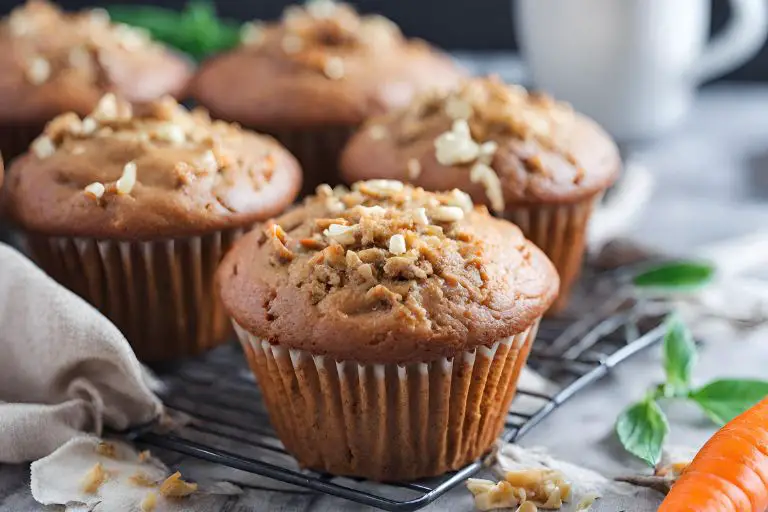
[341,76,621,210]
[218,180,558,364]
[4,94,302,239]
[192,1,465,197]
[193,1,463,129]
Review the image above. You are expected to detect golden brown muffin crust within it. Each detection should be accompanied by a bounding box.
[218,180,559,364]
[4,95,302,239]
[0,0,192,123]
[192,1,464,128]
[340,77,622,207]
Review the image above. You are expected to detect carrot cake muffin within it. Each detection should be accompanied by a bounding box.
[192,0,464,196]
[0,0,192,161]
[217,180,558,480]
[3,94,301,362]
[341,77,621,311]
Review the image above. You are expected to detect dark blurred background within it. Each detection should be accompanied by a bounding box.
[2,0,767,81]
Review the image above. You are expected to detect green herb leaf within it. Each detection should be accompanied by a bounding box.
[633,261,715,289]
[107,1,241,61]
[616,398,669,466]
[690,379,768,425]
[662,315,697,394]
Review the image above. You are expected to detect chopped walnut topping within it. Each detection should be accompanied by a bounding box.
[129,471,158,487]
[159,471,197,498]
[25,55,50,85]
[266,181,488,312]
[154,123,186,145]
[140,491,157,512]
[323,56,345,79]
[435,120,480,166]
[517,503,538,512]
[324,223,357,245]
[431,205,464,223]
[116,161,137,195]
[388,234,407,255]
[470,162,505,213]
[358,179,404,198]
[81,462,108,494]
[92,93,132,123]
[31,136,55,159]
[241,21,265,45]
[68,45,91,68]
[95,441,118,459]
[407,158,422,180]
[84,181,104,199]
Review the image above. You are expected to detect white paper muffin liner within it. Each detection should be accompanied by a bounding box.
[503,195,600,313]
[234,319,541,481]
[25,227,249,363]
[264,126,357,198]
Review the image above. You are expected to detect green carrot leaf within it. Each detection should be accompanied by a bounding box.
[662,315,697,394]
[633,261,715,289]
[690,379,768,425]
[616,398,669,467]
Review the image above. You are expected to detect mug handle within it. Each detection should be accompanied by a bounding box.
[692,0,768,83]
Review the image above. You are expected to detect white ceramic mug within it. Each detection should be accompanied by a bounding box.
[514,0,768,141]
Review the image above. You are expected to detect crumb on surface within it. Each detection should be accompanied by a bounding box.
[80,462,108,494]
[95,441,118,459]
[129,471,158,487]
[140,491,157,512]
[159,471,198,498]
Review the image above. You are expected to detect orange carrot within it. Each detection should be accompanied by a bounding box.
[659,397,768,511]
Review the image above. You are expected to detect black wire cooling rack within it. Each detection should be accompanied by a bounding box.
[132,267,666,512]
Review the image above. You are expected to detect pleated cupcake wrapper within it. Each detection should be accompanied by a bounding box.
[235,320,540,481]
[0,122,46,164]
[263,126,357,198]
[25,227,249,363]
[503,195,600,313]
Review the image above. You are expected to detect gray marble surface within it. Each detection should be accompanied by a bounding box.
[3,81,768,511]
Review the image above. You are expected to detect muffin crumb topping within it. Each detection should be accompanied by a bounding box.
[116,161,137,195]
[4,0,163,86]
[242,1,404,80]
[262,181,488,315]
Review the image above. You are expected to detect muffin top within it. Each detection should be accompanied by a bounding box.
[218,180,558,364]
[341,77,621,209]
[192,0,464,128]
[0,0,192,123]
[4,94,302,239]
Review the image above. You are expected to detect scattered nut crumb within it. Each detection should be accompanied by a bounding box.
[517,502,538,512]
[434,119,480,166]
[358,179,404,197]
[95,441,117,459]
[129,471,158,487]
[505,469,572,508]
[116,161,137,195]
[140,491,157,512]
[137,450,152,463]
[323,223,356,245]
[80,462,108,494]
[467,478,524,511]
[159,471,198,498]
[576,492,599,511]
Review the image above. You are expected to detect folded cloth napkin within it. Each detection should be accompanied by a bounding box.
[0,242,161,464]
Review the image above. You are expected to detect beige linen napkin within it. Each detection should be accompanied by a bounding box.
[0,242,161,463]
